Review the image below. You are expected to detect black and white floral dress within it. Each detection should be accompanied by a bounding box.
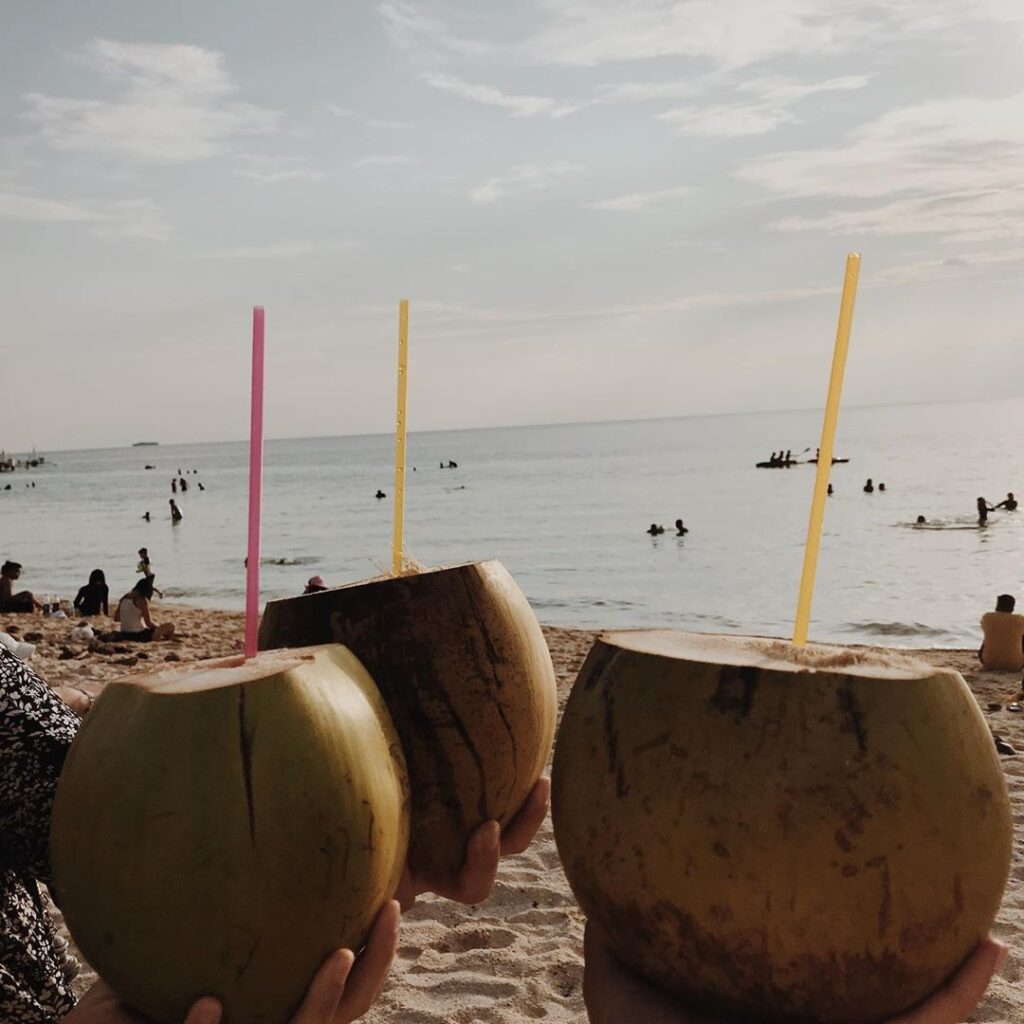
[0,648,80,1022]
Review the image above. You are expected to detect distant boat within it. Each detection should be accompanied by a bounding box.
[132,441,160,447]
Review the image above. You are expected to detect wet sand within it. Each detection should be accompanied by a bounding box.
[6,607,1018,1023]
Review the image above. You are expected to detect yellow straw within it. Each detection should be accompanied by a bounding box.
[793,254,861,646]
[392,299,410,576]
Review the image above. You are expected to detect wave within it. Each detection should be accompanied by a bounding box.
[840,621,949,639]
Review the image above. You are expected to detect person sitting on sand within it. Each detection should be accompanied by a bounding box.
[864,478,874,493]
[73,569,109,617]
[0,561,41,613]
[304,575,328,595]
[979,594,1024,672]
[978,496,994,524]
[113,577,175,642]
[674,519,688,536]
[646,523,665,536]
[996,492,1017,511]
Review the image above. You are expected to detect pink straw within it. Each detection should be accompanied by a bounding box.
[244,306,265,658]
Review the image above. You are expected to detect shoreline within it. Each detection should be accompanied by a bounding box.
[8,607,1019,1023]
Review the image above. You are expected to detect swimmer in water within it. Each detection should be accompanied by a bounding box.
[916,515,926,525]
[375,489,386,499]
[674,519,688,536]
[646,523,664,536]
[864,479,874,493]
[827,483,833,496]
[996,492,1017,511]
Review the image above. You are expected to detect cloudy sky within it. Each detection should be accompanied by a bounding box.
[1,1,1022,450]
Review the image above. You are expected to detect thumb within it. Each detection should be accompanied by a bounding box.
[184,998,222,1024]
[290,949,355,1024]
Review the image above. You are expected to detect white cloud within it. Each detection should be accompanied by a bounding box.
[421,72,581,118]
[23,39,277,164]
[0,192,101,224]
[658,76,870,137]
[234,155,325,184]
[740,92,1024,242]
[595,80,705,103]
[587,185,694,212]
[0,190,170,240]
[379,1,1024,69]
[469,161,582,204]
[659,103,796,137]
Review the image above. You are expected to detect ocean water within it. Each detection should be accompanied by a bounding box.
[2,398,1022,648]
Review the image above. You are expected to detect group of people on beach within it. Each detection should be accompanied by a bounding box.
[1,552,175,642]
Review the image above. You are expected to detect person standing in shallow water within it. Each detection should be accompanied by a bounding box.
[977,496,994,524]
[169,498,183,523]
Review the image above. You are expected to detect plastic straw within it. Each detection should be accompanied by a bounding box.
[793,254,861,646]
[392,299,410,576]
[244,306,265,658]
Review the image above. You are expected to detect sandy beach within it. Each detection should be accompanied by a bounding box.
[7,606,1020,1024]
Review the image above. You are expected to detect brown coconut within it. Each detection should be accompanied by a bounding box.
[51,646,409,1024]
[551,631,1012,1024]
[259,560,557,879]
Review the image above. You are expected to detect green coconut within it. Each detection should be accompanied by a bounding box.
[552,631,1013,1024]
[50,645,409,1024]
[258,560,557,881]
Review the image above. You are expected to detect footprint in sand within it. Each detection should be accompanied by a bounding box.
[432,925,517,953]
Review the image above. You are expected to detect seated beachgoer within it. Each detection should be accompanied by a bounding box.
[979,594,1024,671]
[113,577,175,641]
[0,561,40,613]
[73,569,109,617]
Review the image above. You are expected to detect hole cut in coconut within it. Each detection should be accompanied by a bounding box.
[121,646,324,695]
[605,631,937,681]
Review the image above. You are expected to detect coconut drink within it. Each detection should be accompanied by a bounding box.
[551,631,1012,1024]
[259,560,557,880]
[50,645,410,1024]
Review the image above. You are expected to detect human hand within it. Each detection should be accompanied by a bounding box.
[583,922,1008,1024]
[54,686,97,717]
[395,777,550,909]
[65,984,219,1024]
[64,901,400,1024]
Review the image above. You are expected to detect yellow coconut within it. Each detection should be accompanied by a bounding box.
[551,631,1012,1024]
[51,645,409,1024]
[259,560,557,880]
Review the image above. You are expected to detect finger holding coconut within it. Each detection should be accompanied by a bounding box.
[552,631,1013,1024]
[259,560,558,893]
[51,645,410,1024]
